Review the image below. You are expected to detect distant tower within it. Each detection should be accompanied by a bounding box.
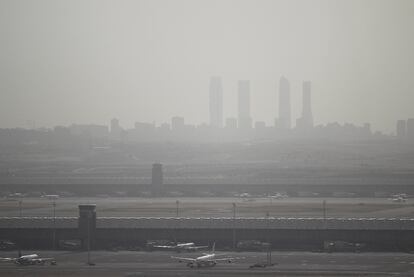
[278,76,291,129]
[225,117,238,129]
[396,120,406,138]
[296,81,314,130]
[110,118,121,140]
[151,163,163,196]
[171,116,185,131]
[237,80,252,129]
[209,76,223,128]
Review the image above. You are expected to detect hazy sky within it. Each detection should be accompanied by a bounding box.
[0,0,413,133]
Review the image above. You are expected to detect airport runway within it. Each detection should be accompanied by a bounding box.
[1,196,413,218]
[1,250,414,276]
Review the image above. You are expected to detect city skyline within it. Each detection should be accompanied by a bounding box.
[1,0,413,133]
[0,73,412,137]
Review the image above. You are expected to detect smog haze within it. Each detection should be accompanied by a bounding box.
[0,0,413,133]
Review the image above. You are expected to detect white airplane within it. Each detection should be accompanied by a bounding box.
[389,193,407,203]
[391,196,406,203]
[268,192,288,200]
[152,242,208,252]
[0,253,56,266]
[237,193,255,202]
[171,243,241,268]
[7,193,25,199]
[41,194,60,200]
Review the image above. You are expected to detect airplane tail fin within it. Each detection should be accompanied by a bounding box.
[212,242,215,254]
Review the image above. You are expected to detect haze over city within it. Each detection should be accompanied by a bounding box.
[1,0,413,132]
[2,1,414,276]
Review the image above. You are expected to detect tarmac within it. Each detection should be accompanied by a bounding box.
[1,196,413,218]
[1,250,414,276]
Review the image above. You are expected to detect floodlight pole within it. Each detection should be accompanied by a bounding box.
[52,201,56,250]
[266,211,272,265]
[232,202,236,251]
[87,213,91,265]
[18,200,22,217]
[176,200,179,217]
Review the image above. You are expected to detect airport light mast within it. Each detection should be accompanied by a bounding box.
[176,200,179,217]
[18,200,22,217]
[232,202,236,251]
[52,201,56,250]
[87,212,93,265]
[266,211,272,265]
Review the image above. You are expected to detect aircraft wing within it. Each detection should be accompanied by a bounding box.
[170,256,196,262]
[0,257,16,262]
[30,258,55,263]
[153,245,175,249]
[186,245,208,250]
[214,256,245,263]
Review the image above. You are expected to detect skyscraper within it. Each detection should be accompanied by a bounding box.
[396,120,406,138]
[110,118,121,140]
[110,118,120,133]
[237,80,252,129]
[209,76,223,128]
[296,81,314,130]
[171,116,185,131]
[278,76,291,129]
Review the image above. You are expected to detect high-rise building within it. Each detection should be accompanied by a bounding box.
[237,80,252,129]
[151,163,163,196]
[110,118,120,133]
[296,81,314,130]
[209,76,223,128]
[278,76,291,129]
[255,121,266,129]
[225,117,237,129]
[110,118,121,140]
[396,120,406,138]
[171,116,185,131]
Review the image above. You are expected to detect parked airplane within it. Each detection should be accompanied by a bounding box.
[268,192,288,200]
[236,193,255,202]
[41,194,60,200]
[389,193,407,203]
[7,193,25,199]
[151,242,208,252]
[171,243,241,268]
[0,253,56,265]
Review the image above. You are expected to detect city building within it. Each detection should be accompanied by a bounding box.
[278,76,291,129]
[237,80,252,129]
[171,116,185,131]
[396,120,406,138]
[69,124,109,139]
[110,118,121,134]
[134,122,155,131]
[209,76,223,128]
[225,117,237,129]
[255,121,266,129]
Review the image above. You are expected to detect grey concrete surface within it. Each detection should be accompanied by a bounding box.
[1,250,414,276]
